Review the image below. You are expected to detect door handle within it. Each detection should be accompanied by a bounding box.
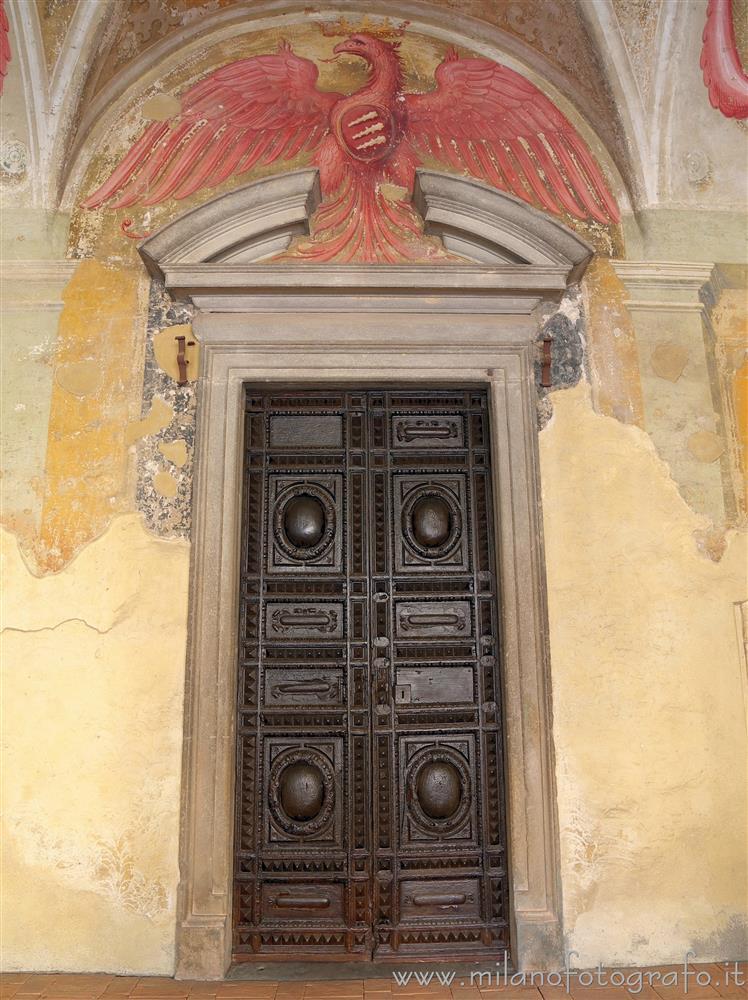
[410,892,467,908]
[270,892,331,909]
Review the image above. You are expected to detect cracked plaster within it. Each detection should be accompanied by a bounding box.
[542,383,748,966]
[1,514,189,973]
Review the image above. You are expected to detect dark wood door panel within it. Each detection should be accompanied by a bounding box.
[233,388,509,962]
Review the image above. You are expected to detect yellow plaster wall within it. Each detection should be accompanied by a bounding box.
[36,262,147,573]
[540,384,748,965]
[1,516,189,973]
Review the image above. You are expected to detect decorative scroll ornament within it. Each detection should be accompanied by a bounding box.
[82,27,620,262]
[395,419,459,443]
[270,606,339,634]
[0,138,26,178]
[121,217,152,240]
[701,0,748,119]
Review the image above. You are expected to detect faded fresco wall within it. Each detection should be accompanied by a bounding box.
[1,0,746,976]
[542,385,747,966]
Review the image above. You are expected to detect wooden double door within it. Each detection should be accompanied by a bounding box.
[233,387,509,961]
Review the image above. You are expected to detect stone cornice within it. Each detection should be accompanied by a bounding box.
[0,259,78,282]
[612,260,717,312]
[0,259,79,310]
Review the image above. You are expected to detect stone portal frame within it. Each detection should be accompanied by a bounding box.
[138,171,592,978]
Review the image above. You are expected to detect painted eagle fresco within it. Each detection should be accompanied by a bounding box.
[701,0,748,119]
[0,0,11,98]
[83,32,620,262]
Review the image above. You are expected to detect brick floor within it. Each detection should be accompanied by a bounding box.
[0,965,744,1000]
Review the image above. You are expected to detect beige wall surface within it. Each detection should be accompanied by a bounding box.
[1,0,746,976]
[542,384,747,966]
[1,516,189,973]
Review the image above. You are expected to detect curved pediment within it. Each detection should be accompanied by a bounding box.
[139,170,322,276]
[138,168,593,309]
[413,171,593,278]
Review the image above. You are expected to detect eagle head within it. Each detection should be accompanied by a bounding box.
[333,33,398,64]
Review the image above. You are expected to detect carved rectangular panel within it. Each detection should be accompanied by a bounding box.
[270,414,343,448]
[234,388,509,962]
[392,414,464,448]
[394,600,472,638]
[260,883,344,924]
[265,602,344,639]
[399,878,481,921]
[263,668,344,706]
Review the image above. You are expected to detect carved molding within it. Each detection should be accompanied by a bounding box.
[612,260,717,312]
[138,169,592,310]
[139,169,321,275]
[0,259,79,310]
[414,171,593,277]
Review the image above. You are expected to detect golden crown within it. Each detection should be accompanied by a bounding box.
[319,16,409,40]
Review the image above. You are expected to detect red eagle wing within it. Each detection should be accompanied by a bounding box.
[700,0,748,119]
[83,42,342,209]
[0,0,11,98]
[405,53,620,224]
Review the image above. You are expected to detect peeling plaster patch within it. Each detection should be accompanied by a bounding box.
[691,914,748,963]
[152,324,199,383]
[706,273,748,517]
[141,93,181,121]
[35,262,145,575]
[54,360,102,398]
[158,439,188,468]
[610,0,660,103]
[153,470,178,499]
[535,286,586,427]
[380,182,409,202]
[581,257,644,428]
[541,384,748,966]
[693,526,728,562]
[134,282,195,539]
[125,397,173,446]
[688,430,726,464]
[651,342,689,383]
[1,515,188,972]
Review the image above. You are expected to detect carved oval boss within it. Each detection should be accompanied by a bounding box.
[401,484,462,560]
[269,747,336,836]
[274,483,336,562]
[406,746,472,836]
